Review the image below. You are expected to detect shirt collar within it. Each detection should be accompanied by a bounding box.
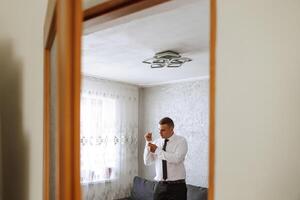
[166,133,175,141]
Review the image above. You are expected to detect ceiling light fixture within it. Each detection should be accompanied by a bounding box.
[142,50,192,68]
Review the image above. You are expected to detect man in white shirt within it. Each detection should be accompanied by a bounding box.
[144,117,188,200]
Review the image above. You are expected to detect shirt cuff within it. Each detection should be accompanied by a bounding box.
[154,147,163,155]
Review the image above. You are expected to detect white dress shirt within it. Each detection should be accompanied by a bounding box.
[143,133,188,181]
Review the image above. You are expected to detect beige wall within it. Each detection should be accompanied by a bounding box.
[83,0,109,9]
[215,0,300,199]
[0,0,47,200]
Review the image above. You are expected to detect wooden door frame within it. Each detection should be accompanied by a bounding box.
[82,0,217,200]
[43,0,82,200]
[44,0,216,199]
[208,0,216,199]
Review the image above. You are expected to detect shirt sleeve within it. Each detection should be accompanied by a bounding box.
[143,141,156,166]
[154,138,188,164]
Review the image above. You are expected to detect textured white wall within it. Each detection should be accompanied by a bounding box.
[138,80,209,187]
[215,0,300,199]
[0,0,47,199]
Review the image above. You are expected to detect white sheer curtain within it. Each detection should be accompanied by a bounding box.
[80,77,138,200]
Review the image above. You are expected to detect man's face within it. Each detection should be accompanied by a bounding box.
[159,124,173,139]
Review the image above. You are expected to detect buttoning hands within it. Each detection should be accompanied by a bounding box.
[144,132,152,142]
[148,143,157,153]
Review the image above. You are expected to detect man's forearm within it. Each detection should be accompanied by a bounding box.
[143,145,155,165]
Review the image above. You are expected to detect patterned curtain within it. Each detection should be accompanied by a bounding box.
[80,77,138,200]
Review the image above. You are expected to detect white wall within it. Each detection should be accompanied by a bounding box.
[0,0,47,200]
[138,80,209,187]
[215,0,300,199]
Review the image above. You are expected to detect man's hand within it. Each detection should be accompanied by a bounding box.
[144,132,152,142]
[148,143,157,153]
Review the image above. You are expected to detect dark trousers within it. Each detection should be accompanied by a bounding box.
[153,182,187,200]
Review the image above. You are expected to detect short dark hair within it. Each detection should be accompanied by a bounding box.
[159,117,174,128]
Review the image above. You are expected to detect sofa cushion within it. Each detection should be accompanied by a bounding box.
[131,176,156,200]
[187,184,208,200]
[129,176,207,200]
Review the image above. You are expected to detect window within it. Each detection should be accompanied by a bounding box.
[80,78,138,198]
[80,94,117,184]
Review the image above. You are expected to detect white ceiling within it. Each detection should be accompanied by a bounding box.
[82,0,209,87]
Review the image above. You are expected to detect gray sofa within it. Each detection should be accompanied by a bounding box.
[118,176,208,200]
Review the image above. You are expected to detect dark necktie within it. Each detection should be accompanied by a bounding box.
[162,139,169,180]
